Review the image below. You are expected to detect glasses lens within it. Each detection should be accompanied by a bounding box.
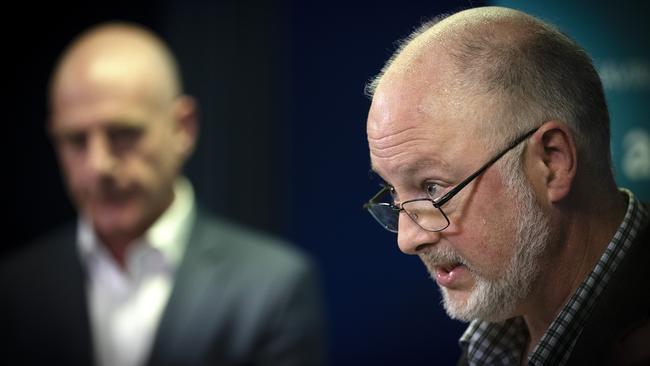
[402,200,449,231]
[367,203,399,232]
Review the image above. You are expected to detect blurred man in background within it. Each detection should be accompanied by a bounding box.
[1,22,324,366]
[364,6,649,365]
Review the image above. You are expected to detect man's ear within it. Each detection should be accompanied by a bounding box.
[528,121,577,203]
[172,95,199,160]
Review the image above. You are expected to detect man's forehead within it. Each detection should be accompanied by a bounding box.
[368,78,429,137]
[53,57,165,106]
[367,46,462,129]
[367,73,460,146]
[51,30,179,113]
[50,58,168,129]
[49,94,153,131]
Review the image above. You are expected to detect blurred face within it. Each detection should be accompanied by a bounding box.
[50,75,185,244]
[367,66,547,321]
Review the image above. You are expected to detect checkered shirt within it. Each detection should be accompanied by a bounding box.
[459,189,649,366]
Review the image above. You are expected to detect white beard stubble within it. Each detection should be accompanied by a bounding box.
[419,168,551,322]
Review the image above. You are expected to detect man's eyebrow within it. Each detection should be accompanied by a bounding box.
[105,118,147,127]
[409,159,449,173]
[370,158,450,183]
[49,125,85,138]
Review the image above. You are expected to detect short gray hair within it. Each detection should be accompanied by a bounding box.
[449,15,612,175]
[366,11,612,176]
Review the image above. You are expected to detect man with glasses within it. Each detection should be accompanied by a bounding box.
[365,6,649,365]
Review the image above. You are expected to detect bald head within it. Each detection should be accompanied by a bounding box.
[368,6,611,175]
[368,7,552,95]
[50,22,182,113]
[46,22,198,252]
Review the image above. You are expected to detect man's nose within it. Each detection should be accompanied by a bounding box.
[87,134,116,175]
[397,211,441,255]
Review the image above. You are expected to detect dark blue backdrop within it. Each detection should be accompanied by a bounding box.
[286,2,480,364]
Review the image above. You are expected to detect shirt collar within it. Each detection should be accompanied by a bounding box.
[145,177,195,268]
[77,177,196,271]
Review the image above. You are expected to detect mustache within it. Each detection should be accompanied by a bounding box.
[84,178,133,200]
[418,246,471,270]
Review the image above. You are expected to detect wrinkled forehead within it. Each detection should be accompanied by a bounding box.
[368,87,468,179]
[366,51,493,184]
[367,53,470,142]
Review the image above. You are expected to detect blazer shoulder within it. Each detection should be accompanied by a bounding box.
[0,222,77,277]
[191,212,316,275]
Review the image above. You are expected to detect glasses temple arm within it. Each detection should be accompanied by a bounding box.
[434,127,538,207]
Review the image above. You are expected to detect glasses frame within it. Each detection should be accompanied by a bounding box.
[364,127,539,233]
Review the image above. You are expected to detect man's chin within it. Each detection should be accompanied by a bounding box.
[88,206,141,240]
[440,287,479,322]
[439,282,517,323]
[93,220,134,239]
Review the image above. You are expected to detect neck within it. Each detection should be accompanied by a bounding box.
[93,183,177,270]
[521,186,627,353]
[98,232,141,269]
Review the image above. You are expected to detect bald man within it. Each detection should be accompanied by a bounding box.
[363,6,649,365]
[0,22,324,366]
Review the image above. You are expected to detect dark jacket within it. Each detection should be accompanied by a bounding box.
[0,211,326,366]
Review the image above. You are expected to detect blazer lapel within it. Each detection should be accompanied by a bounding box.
[7,225,95,366]
[50,230,95,365]
[148,213,231,366]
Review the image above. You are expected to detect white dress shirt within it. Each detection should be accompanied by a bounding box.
[78,178,196,366]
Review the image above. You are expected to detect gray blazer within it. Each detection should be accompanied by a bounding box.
[0,210,326,366]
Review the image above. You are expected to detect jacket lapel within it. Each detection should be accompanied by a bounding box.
[7,225,95,366]
[51,230,95,365]
[147,212,231,366]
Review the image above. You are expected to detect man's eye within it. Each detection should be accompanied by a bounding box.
[426,183,439,199]
[109,127,142,149]
[60,133,87,150]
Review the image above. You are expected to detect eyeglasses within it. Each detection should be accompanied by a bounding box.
[363,127,539,233]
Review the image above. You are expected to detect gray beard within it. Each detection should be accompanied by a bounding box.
[419,177,550,322]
